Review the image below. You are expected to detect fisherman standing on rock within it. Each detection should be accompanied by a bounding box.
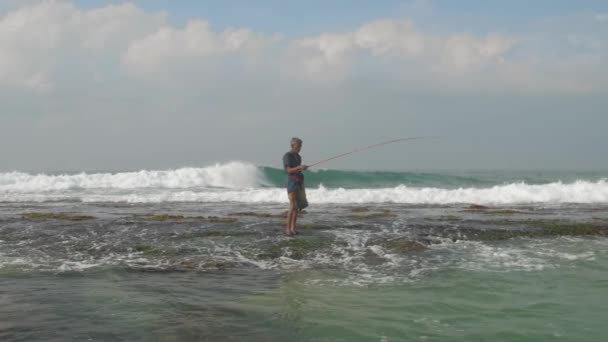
[283,137,308,236]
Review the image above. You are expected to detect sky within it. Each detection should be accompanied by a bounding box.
[0,0,607,172]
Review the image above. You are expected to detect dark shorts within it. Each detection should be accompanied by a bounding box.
[287,178,300,193]
[287,183,308,210]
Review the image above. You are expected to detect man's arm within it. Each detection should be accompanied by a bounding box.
[286,165,308,174]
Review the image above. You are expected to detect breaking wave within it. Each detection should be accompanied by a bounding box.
[0,162,264,191]
[1,162,607,204]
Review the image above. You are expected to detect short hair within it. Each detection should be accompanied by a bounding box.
[290,137,303,146]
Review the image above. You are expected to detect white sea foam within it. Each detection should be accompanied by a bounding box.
[0,162,263,192]
[7,180,605,205]
[427,236,603,273]
[1,163,607,204]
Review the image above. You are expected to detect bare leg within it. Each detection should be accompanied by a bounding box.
[289,190,300,235]
[291,208,298,235]
[286,209,293,235]
[286,193,297,236]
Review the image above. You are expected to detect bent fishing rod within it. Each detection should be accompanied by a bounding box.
[308,136,436,169]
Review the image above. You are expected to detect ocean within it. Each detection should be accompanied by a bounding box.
[1,162,607,341]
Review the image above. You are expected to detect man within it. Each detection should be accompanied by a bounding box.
[283,137,308,236]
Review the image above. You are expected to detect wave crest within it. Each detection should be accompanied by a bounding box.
[1,163,607,204]
[0,162,263,192]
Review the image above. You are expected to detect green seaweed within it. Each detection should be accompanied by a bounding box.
[228,212,284,218]
[133,245,163,255]
[483,219,515,226]
[468,204,490,210]
[350,207,370,213]
[539,222,601,236]
[207,216,239,223]
[462,219,607,241]
[22,212,96,221]
[139,214,237,223]
[464,209,528,215]
[466,229,527,241]
[145,214,189,221]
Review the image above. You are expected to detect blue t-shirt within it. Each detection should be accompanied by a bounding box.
[283,151,302,176]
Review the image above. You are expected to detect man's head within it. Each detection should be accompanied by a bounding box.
[290,137,303,152]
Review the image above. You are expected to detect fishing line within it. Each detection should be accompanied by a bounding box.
[308,136,436,168]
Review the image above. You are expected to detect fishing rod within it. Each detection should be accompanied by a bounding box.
[308,136,435,169]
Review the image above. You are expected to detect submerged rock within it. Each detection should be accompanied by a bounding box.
[228,212,284,218]
[132,245,163,255]
[347,210,397,219]
[436,215,461,222]
[176,259,236,271]
[452,219,608,241]
[144,214,190,221]
[459,229,526,242]
[137,214,238,223]
[22,212,96,221]
[538,221,604,236]
[350,207,370,213]
[463,209,528,215]
[362,249,388,266]
[468,204,490,210]
[365,237,428,253]
[258,237,328,260]
[207,216,239,223]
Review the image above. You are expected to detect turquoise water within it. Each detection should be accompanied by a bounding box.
[254,261,608,341]
[262,167,608,189]
[2,237,607,341]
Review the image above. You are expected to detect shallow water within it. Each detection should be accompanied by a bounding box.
[1,201,607,341]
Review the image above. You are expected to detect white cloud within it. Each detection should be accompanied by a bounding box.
[596,13,608,22]
[436,33,513,72]
[0,1,71,91]
[283,33,355,81]
[78,3,166,52]
[0,1,605,93]
[121,20,279,75]
[283,19,515,83]
[0,1,166,90]
[354,19,424,57]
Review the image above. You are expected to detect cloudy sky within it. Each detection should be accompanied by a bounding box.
[1,0,607,172]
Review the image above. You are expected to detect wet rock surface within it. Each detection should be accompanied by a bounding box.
[1,203,607,273]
